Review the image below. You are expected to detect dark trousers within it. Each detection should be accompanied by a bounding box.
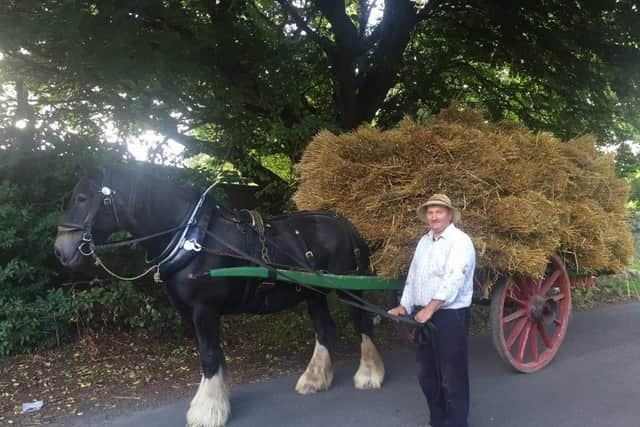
[415,307,470,427]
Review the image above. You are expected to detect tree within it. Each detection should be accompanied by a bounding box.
[615,142,640,178]
[614,142,640,212]
[1,1,639,208]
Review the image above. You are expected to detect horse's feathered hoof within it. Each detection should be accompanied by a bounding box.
[186,373,231,427]
[353,334,385,390]
[295,339,334,394]
[295,370,333,394]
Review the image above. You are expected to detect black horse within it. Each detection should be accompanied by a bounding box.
[54,166,385,427]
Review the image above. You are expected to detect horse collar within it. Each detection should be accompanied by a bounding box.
[154,182,219,280]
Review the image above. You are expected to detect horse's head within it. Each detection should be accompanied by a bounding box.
[54,168,124,269]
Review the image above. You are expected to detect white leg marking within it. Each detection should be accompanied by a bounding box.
[295,339,334,394]
[186,371,230,427]
[353,334,385,389]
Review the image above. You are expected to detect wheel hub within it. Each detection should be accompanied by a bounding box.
[529,295,557,324]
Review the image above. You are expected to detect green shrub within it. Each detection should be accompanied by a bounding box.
[0,182,61,300]
[70,282,181,334]
[0,283,182,357]
[0,289,74,356]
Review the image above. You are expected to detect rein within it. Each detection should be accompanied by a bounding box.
[95,225,188,251]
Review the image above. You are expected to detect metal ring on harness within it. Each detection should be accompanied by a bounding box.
[78,239,95,256]
[183,239,202,252]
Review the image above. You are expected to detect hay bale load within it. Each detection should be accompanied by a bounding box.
[293,106,633,278]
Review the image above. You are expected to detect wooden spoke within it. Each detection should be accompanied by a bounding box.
[534,278,543,291]
[502,308,527,324]
[506,317,528,350]
[508,295,528,308]
[537,322,553,349]
[517,322,532,362]
[530,324,539,362]
[513,276,532,297]
[539,270,562,296]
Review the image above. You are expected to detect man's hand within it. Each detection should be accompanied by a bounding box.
[414,307,433,324]
[387,305,407,318]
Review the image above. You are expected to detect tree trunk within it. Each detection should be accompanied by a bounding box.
[318,0,435,130]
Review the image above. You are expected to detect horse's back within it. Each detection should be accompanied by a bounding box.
[268,210,369,274]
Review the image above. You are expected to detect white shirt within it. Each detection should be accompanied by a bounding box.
[400,223,476,313]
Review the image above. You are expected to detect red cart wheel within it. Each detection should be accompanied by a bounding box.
[490,255,571,373]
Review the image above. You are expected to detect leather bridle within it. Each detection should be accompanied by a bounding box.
[58,169,122,257]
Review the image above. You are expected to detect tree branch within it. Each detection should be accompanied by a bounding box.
[357,0,373,38]
[349,0,418,125]
[276,0,334,53]
[416,0,443,20]
[315,0,360,53]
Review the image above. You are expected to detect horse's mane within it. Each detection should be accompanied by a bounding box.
[112,163,199,198]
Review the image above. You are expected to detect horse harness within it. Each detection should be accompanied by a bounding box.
[234,209,321,272]
[59,171,320,283]
[58,174,422,327]
[58,169,216,281]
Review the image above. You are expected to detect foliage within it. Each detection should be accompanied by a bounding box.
[571,275,640,309]
[0,144,183,357]
[614,142,640,178]
[614,142,640,210]
[0,281,181,357]
[0,137,124,296]
[69,282,181,335]
[0,159,75,301]
[1,0,640,354]
[0,288,73,356]
[1,1,638,209]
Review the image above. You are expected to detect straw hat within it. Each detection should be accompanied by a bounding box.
[416,193,461,224]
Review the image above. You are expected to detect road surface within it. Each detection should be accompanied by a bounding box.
[60,302,640,427]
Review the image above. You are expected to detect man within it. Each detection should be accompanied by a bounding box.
[388,193,476,427]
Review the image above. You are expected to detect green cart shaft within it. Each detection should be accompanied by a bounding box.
[207,266,403,291]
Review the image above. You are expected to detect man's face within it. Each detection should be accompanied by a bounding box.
[426,205,452,235]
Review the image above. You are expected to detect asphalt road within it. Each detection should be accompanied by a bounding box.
[62,303,640,427]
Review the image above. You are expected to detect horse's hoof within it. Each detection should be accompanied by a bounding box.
[295,371,332,394]
[353,334,385,390]
[186,374,230,427]
[186,407,230,427]
[353,366,384,389]
[295,339,334,394]
[186,399,230,427]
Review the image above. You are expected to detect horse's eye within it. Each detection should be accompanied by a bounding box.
[76,194,88,204]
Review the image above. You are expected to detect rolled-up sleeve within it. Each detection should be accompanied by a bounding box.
[432,238,473,305]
